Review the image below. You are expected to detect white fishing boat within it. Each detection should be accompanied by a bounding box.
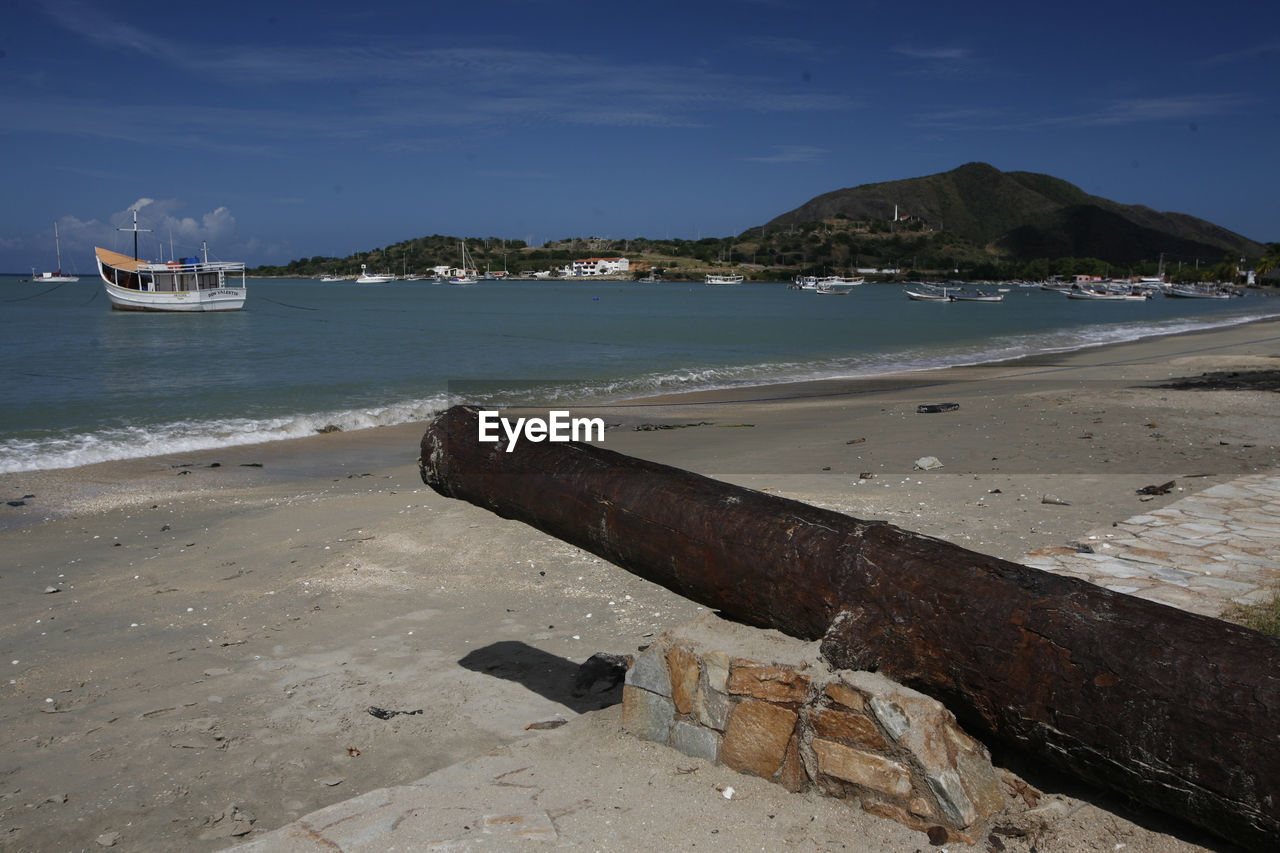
[356,264,395,283]
[319,273,344,282]
[94,210,245,312]
[815,283,853,295]
[33,222,79,282]
[705,273,744,285]
[948,289,1003,302]
[1066,287,1149,301]
[904,284,950,301]
[1166,285,1235,299]
[95,246,245,312]
[793,275,820,289]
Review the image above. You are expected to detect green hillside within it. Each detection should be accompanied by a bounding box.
[764,162,1264,265]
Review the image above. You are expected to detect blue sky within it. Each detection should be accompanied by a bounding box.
[4,0,1278,272]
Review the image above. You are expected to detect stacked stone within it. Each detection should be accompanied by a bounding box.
[621,615,1005,844]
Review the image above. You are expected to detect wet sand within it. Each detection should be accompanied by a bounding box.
[2,318,1278,850]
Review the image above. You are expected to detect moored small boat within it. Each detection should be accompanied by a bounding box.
[904,284,950,301]
[1066,287,1150,301]
[948,289,1003,302]
[33,222,79,282]
[705,273,744,285]
[1166,285,1236,299]
[356,264,395,283]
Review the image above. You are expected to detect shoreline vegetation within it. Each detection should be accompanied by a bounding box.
[246,227,1280,286]
[245,164,1280,286]
[2,319,1279,850]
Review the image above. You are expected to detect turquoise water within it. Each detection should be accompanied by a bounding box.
[2,276,1276,473]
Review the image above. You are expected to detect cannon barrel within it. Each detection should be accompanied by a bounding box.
[419,405,1278,850]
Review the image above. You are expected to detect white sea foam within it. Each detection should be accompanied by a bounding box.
[0,395,452,474]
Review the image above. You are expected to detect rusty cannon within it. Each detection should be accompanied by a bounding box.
[419,405,1278,850]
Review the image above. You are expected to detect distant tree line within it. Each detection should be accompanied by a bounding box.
[247,224,1279,285]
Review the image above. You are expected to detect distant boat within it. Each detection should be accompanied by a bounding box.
[33,222,79,282]
[356,264,395,283]
[705,273,744,285]
[319,273,344,282]
[948,289,1003,302]
[448,241,479,284]
[1166,285,1236,299]
[793,276,820,289]
[815,283,853,295]
[1066,287,1149,301]
[904,284,950,301]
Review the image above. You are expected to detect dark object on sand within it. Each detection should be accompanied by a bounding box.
[1136,481,1176,495]
[572,652,632,697]
[367,706,423,721]
[916,402,960,413]
[1153,369,1280,393]
[419,405,1280,852]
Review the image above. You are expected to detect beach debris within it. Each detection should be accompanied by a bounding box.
[718,785,735,799]
[572,652,631,697]
[44,585,59,594]
[240,462,264,467]
[524,719,568,730]
[95,831,120,847]
[634,421,713,431]
[198,805,254,840]
[1136,481,1176,496]
[846,437,866,444]
[7,500,26,507]
[320,778,344,787]
[859,472,875,479]
[316,424,342,433]
[346,746,361,756]
[916,402,960,414]
[913,456,944,471]
[367,706,423,720]
[1041,495,1071,506]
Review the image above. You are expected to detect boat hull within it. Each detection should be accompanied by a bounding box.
[105,280,245,311]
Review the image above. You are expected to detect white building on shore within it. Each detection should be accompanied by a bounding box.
[570,257,630,276]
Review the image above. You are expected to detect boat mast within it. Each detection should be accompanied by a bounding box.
[117,209,152,260]
[54,222,63,272]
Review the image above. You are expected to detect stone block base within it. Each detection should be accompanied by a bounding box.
[622,613,1005,845]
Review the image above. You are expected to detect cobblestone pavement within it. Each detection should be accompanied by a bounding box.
[1024,471,1280,618]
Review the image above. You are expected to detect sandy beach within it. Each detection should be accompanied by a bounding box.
[3,318,1279,851]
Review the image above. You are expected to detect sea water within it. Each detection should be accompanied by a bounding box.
[1,276,1276,474]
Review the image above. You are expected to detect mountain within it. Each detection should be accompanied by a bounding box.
[762,162,1263,265]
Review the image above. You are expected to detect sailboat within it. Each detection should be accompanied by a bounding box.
[32,222,80,282]
[448,241,478,284]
